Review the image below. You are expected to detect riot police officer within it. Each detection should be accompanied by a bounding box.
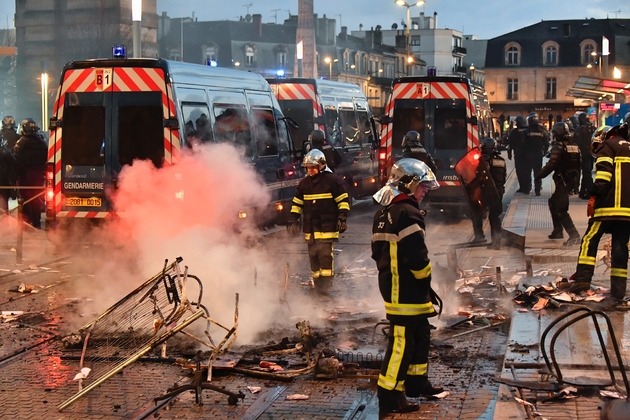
[14,118,47,229]
[308,129,342,172]
[535,122,581,245]
[523,113,549,196]
[401,130,437,175]
[562,122,630,299]
[508,115,528,193]
[1,116,20,152]
[287,149,350,293]
[0,139,17,217]
[471,138,506,249]
[575,112,595,199]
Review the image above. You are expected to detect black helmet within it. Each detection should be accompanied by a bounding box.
[624,112,630,126]
[401,130,422,148]
[591,125,611,157]
[308,129,326,146]
[552,122,570,140]
[2,115,15,130]
[568,116,579,130]
[515,115,527,128]
[527,113,539,125]
[577,112,589,126]
[479,137,496,153]
[20,118,40,135]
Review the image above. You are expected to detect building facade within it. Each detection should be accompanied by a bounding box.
[483,18,630,127]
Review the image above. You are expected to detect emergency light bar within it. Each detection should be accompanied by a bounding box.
[112,45,127,58]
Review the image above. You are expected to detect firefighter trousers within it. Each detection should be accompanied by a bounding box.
[378,316,431,397]
[548,179,578,237]
[307,239,334,279]
[575,219,630,299]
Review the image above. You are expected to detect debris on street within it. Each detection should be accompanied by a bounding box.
[286,393,309,400]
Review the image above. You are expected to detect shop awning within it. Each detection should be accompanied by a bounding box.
[566,76,630,101]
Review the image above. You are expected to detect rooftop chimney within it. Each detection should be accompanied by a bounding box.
[340,26,347,40]
[253,13,262,36]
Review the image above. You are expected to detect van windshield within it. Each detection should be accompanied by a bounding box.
[277,99,312,149]
[434,99,467,150]
[62,100,106,166]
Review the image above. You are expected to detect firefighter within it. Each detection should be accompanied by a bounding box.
[471,138,506,249]
[371,159,443,417]
[575,112,595,199]
[308,129,342,172]
[401,130,437,175]
[562,123,630,300]
[508,115,528,193]
[1,116,20,152]
[287,149,350,293]
[14,118,47,229]
[535,122,581,245]
[523,113,550,196]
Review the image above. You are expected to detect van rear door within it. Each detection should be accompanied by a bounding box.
[54,65,168,218]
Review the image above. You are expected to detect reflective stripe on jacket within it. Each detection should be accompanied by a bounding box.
[592,134,630,221]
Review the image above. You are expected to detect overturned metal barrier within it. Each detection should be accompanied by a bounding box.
[58,257,239,411]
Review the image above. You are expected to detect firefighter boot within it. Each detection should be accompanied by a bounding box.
[378,387,419,418]
[610,277,627,301]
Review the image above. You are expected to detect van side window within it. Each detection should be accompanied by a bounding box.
[324,106,341,147]
[252,108,278,157]
[339,107,359,146]
[63,104,106,166]
[356,102,374,146]
[213,105,253,157]
[181,104,212,147]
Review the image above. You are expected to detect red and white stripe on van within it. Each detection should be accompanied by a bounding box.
[270,82,325,132]
[46,66,179,219]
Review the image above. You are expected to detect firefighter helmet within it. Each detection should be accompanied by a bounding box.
[515,115,527,128]
[2,115,15,130]
[373,158,439,205]
[527,112,540,125]
[308,129,326,146]
[401,130,422,148]
[302,148,327,171]
[552,122,570,140]
[20,118,40,135]
[591,125,611,157]
[479,137,496,153]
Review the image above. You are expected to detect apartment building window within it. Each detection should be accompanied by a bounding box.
[581,41,596,65]
[411,35,420,46]
[506,44,520,66]
[544,46,557,65]
[546,77,557,99]
[245,45,255,66]
[507,78,518,100]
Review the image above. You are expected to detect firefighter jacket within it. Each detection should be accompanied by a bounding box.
[591,133,630,221]
[524,124,550,157]
[537,139,581,183]
[371,195,436,321]
[291,171,349,240]
[402,146,438,175]
[482,151,506,197]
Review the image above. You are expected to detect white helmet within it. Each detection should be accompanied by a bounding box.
[302,149,327,171]
[373,158,439,205]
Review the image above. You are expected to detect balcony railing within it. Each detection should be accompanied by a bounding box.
[452,46,467,55]
[453,65,467,74]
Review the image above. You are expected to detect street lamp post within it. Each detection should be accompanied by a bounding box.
[324,57,338,80]
[132,0,142,58]
[395,0,425,75]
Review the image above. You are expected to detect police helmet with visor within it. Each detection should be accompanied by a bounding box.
[2,115,15,130]
[20,118,40,135]
[302,148,327,171]
[515,115,527,128]
[527,113,539,125]
[401,130,422,148]
[552,122,570,140]
[479,137,496,154]
[308,129,326,146]
[373,158,439,205]
[577,112,589,126]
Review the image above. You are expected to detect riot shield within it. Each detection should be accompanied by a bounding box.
[454,147,501,215]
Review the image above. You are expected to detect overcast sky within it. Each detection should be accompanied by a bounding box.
[0,0,628,39]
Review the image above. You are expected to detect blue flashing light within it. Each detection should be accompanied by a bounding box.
[112,45,127,58]
[206,59,218,67]
[276,68,286,78]
[427,66,437,77]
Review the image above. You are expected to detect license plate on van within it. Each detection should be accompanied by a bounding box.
[65,197,102,207]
